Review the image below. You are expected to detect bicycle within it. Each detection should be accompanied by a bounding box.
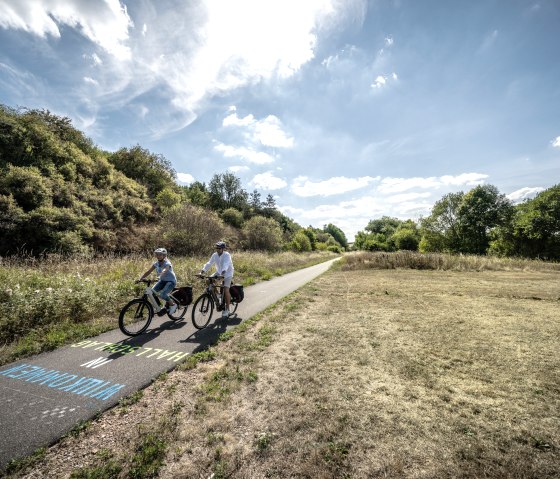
[119,279,192,336]
[191,274,240,329]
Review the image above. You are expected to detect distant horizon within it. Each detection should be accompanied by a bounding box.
[1,0,559,240]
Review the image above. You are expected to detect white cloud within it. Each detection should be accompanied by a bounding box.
[223,112,255,127]
[0,1,359,136]
[83,76,98,85]
[371,75,386,88]
[223,110,294,148]
[162,0,354,121]
[552,136,560,147]
[371,72,398,89]
[228,165,250,173]
[251,172,288,190]
[254,115,294,148]
[507,187,544,202]
[214,143,275,164]
[0,0,133,60]
[291,175,379,197]
[176,172,194,185]
[378,173,487,193]
[384,192,432,204]
[281,173,492,239]
[385,36,394,46]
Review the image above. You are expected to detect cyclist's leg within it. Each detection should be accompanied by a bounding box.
[159,281,176,306]
[223,276,233,315]
[153,281,175,307]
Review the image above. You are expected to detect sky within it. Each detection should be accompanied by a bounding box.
[1,0,559,241]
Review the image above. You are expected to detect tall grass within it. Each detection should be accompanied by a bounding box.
[0,250,337,365]
[340,250,560,272]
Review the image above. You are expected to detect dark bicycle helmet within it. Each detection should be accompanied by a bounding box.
[215,241,226,249]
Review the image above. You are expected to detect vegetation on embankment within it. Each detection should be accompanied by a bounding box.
[8,252,559,478]
[0,105,347,257]
[0,250,337,366]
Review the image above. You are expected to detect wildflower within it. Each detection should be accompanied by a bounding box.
[34,290,40,294]
[5,289,12,297]
[67,288,73,293]
[45,287,53,293]
[84,277,91,282]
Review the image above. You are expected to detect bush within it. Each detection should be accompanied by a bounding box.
[159,203,228,255]
[221,208,244,228]
[290,231,312,252]
[241,216,283,251]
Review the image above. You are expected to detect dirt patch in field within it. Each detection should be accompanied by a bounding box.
[10,269,560,478]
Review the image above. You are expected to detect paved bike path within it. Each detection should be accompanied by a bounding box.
[0,258,339,469]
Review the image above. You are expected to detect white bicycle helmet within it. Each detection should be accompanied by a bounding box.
[215,241,226,249]
[154,247,167,255]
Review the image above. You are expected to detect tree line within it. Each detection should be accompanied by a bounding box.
[0,105,347,256]
[354,183,560,260]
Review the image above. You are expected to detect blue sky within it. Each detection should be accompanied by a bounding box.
[1,0,559,240]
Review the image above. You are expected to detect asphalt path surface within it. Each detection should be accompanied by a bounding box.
[0,257,339,469]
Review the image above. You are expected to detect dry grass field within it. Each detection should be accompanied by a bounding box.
[10,265,560,478]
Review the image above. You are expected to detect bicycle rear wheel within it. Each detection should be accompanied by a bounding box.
[167,298,188,321]
[119,298,153,336]
[192,293,214,329]
[229,300,238,315]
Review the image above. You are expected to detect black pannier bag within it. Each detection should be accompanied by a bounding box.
[173,286,193,306]
[230,284,244,303]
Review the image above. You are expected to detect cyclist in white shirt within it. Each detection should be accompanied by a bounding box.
[200,241,234,318]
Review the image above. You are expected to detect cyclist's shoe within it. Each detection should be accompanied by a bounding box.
[168,304,177,314]
[222,309,229,319]
[157,308,167,316]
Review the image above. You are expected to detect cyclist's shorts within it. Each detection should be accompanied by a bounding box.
[223,276,233,288]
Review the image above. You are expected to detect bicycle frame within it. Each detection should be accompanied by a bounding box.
[141,281,179,313]
[203,276,226,311]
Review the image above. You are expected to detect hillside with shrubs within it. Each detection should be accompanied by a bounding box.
[0,105,346,257]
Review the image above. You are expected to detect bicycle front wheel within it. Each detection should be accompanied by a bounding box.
[192,293,214,329]
[119,298,153,336]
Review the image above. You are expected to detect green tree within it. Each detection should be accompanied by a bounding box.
[249,189,263,215]
[457,185,513,254]
[323,223,348,249]
[108,145,176,197]
[490,185,560,259]
[419,192,464,253]
[392,228,420,251]
[208,172,248,211]
[182,181,209,208]
[302,227,317,251]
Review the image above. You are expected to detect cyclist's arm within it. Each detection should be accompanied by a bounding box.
[200,253,217,274]
[139,265,155,281]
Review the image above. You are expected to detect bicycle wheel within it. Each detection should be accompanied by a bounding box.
[192,293,214,329]
[119,298,153,336]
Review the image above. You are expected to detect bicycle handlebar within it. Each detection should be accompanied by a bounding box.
[196,273,224,280]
